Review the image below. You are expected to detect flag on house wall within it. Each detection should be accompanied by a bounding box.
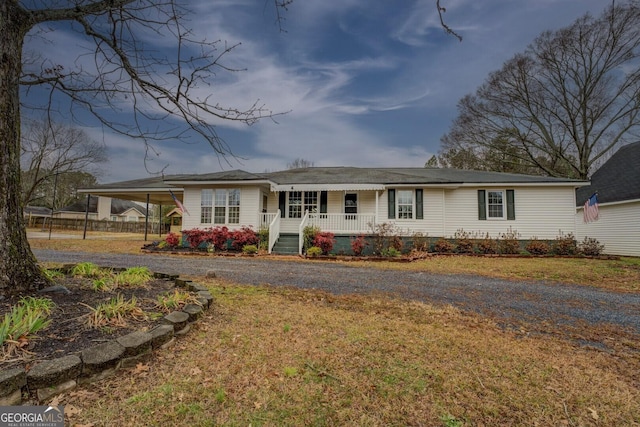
[170,190,189,215]
[583,193,599,223]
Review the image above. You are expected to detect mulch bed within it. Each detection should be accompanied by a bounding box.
[0,276,177,371]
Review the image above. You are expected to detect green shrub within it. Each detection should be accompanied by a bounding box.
[258,228,269,250]
[525,238,549,255]
[433,238,455,253]
[242,244,258,254]
[553,232,577,255]
[578,237,605,256]
[381,247,401,257]
[303,226,321,252]
[306,246,323,257]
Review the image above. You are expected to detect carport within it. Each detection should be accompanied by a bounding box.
[77,175,187,240]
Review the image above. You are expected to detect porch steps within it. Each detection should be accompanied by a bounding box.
[271,234,299,255]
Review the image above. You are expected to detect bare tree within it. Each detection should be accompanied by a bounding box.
[21,120,106,207]
[1,0,460,295]
[286,158,314,169]
[0,0,289,295]
[440,2,640,179]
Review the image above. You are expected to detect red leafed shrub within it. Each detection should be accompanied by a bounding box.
[230,226,259,251]
[209,226,231,250]
[350,235,367,256]
[182,227,231,250]
[313,232,336,255]
[165,232,181,247]
[183,228,209,248]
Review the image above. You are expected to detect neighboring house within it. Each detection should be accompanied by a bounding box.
[84,168,588,254]
[55,196,148,222]
[23,206,52,227]
[576,142,640,257]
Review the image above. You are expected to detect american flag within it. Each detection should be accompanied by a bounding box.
[170,190,189,215]
[583,193,599,223]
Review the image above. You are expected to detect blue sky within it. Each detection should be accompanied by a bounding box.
[24,0,610,183]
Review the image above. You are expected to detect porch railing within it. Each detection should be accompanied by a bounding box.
[307,213,375,234]
[267,210,281,254]
[259,212,277,230]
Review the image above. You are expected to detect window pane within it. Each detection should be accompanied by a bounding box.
[304,191,318,213]
[214,206,226,224]
[229,189,240,206]
[488,191,504,218]
[201,189,213,206]
[229,206,240,224]
[397,190,413,219]
[398,190,413,205]
[215,189,227,206]
[201,206,212,224]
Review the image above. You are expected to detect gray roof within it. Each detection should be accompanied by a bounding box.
[24,206,52,216]
[576,142,640,205]
[264,167,586,185]
[164,170,267,182]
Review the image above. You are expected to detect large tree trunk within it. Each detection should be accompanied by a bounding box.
[0,4,48,296]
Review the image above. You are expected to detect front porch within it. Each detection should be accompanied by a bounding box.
[261,211,377,255]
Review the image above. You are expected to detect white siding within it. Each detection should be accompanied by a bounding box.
[181,185,262,230]
[575,201,640,256]
[376,186,576,239]
[441,187,576,239]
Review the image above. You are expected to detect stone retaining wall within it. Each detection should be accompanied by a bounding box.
[0,272,214,405]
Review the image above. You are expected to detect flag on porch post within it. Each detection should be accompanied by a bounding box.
[583,193,599,223]
[170,190,189,216]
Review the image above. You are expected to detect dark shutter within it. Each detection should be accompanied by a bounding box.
[478,190,486,220]
[506,189,515,220]
[320,191,328,213]
[278,192,286,218]
[388,189,396,219]
[415,189,423,220]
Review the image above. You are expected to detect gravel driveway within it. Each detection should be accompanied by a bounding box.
[34,250,640,344]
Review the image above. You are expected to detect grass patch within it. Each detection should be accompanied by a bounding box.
[155,289,200,312]
[67,281,640,426]
[346,256,640,292]
[114,266,153,288]
[0,297,54,358]
[83,294,146,328]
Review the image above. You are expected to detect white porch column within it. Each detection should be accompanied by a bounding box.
[375,190,379,226]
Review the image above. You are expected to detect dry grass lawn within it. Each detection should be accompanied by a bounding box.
[27,233,640,425]
[64,282,639,426]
